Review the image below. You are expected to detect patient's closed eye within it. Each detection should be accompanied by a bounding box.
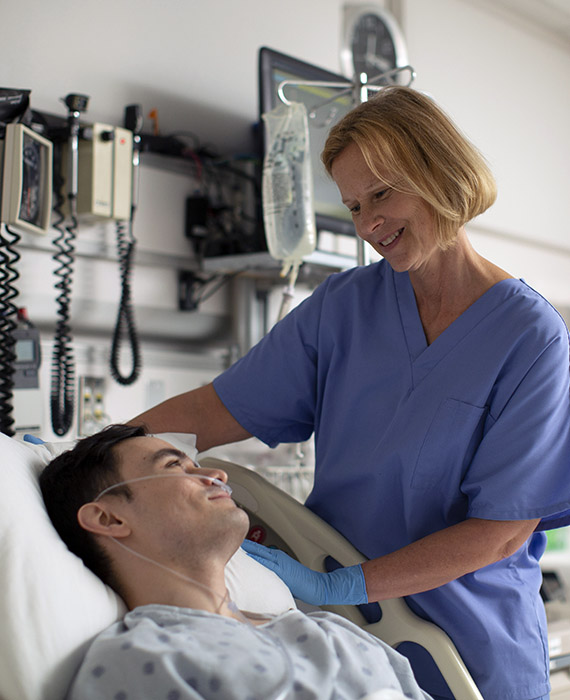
[164,459,184,469]
[164,456,201,474]
[155,448,195,472]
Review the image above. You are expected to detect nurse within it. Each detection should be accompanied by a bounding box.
[133,87,570,700]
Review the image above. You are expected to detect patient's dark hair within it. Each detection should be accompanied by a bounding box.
[39,423,147,595]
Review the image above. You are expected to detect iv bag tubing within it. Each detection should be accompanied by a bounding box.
[277,261,299,322]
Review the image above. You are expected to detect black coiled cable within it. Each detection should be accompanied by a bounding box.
[50,155,76,436]
[0,225,21,436]
[109,219,141,385]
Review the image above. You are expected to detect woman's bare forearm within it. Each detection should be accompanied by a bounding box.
[129,383,252,451]
[362,516,540,601]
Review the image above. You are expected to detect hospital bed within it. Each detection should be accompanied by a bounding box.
[0,432,482,700]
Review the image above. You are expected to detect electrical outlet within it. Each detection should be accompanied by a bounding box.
[78,376,106,436]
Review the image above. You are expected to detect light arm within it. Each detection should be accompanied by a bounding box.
[362,516,540,601]
[129,382,252,452]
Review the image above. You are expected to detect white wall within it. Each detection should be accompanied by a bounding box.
[3,0,347,155]
[404,0,570,307]
[2,0,569,440]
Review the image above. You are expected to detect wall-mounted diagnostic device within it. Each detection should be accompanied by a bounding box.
[0,123,53,235]
[76,122,115,218]
[11,309,42,434]
[63,122,134,220]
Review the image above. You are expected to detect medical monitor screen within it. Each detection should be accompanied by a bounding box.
[259,47,356,238]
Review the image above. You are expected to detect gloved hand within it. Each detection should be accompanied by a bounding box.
[241,539,368,606]
[23,434,45,444]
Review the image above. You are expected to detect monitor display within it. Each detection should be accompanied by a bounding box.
[259,47,356,239]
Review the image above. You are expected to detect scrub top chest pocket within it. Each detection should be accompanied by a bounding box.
[411,398,488,490]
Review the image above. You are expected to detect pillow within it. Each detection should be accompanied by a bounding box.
[0,432,294,700]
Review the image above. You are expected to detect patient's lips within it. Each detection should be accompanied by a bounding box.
[206,477,233,500]
[209,489,232,500]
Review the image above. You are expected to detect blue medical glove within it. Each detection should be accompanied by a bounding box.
[241,539,368,606]
[23,434,45,444]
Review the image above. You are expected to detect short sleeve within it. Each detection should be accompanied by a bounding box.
[214,278,330,447]
[463,328,570,528]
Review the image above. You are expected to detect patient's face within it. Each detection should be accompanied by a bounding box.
[109,436,249,564]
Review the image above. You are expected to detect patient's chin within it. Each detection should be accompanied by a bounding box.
[221,507,250,557]
[234,507,250,539]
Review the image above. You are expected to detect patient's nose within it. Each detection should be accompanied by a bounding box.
[200,467,228,484]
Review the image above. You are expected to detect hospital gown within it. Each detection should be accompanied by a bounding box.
[214,260,570,700]
[68,604,431,700]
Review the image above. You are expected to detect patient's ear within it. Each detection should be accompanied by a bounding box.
[78,502,131,538]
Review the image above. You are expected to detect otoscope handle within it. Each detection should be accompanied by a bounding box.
[61,93,90,214]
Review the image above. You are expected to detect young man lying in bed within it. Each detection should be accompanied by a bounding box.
[40,424,431,700]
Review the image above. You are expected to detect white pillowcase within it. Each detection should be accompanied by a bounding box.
[0,432,294,700]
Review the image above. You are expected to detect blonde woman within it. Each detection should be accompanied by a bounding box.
[135,88,570,700]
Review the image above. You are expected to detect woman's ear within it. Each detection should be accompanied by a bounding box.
[78,502,131,538]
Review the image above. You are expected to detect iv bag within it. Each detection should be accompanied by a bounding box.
[262,102,316,266]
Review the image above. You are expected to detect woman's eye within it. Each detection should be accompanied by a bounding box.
[375,188,390,200]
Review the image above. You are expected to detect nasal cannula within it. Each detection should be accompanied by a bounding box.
[94,472,233,501]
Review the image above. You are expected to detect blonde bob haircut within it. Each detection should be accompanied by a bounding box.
[322,86,497,249]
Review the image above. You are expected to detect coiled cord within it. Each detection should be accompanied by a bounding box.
[0,224,21,436]
[50,156,76,436]
[109,219,141,385]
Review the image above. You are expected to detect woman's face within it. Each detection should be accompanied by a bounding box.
[331,142,442,274]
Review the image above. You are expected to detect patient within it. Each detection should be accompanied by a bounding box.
[40,424,431,700]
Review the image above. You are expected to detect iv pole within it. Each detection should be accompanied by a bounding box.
[275,64,416,267]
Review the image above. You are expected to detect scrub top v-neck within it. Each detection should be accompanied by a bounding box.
[214,260,570,700]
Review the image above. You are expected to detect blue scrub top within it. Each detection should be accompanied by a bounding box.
[214,260,570,700]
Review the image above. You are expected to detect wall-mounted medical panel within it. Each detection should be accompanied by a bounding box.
[0,123,53,235]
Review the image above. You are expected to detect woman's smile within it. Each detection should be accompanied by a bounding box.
[378,226,404,248]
